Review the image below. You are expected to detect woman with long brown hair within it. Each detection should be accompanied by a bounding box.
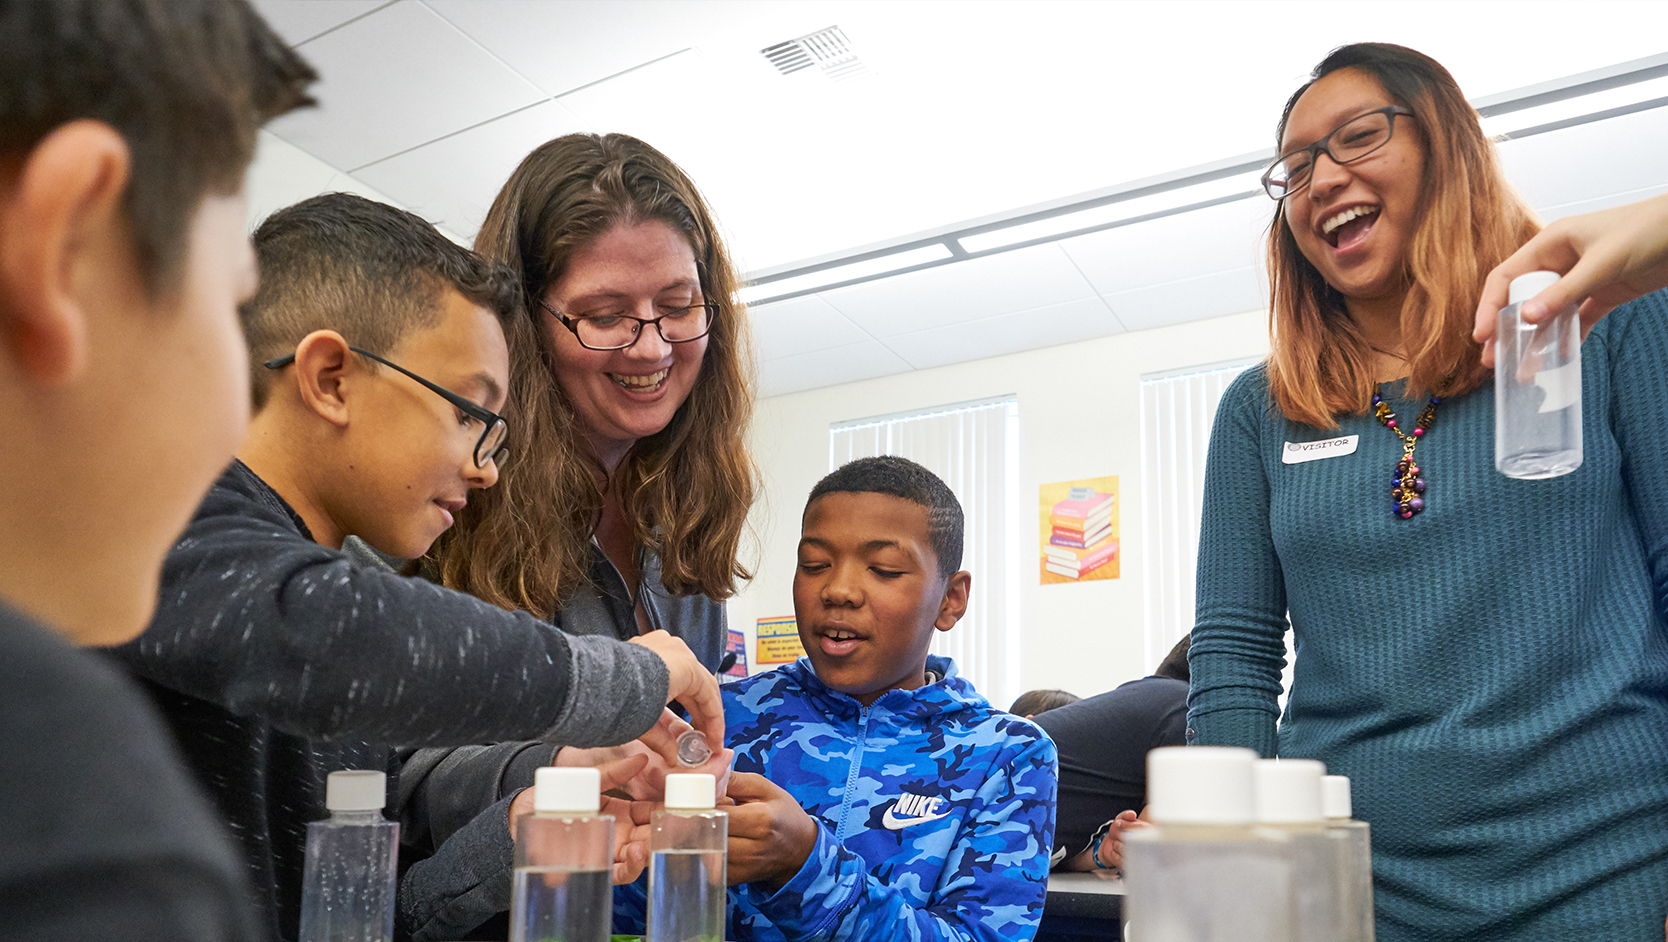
[1187,43,1668,938]
[425,133,755,671]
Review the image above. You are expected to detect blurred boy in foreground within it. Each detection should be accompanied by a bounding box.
[0,2,314,938]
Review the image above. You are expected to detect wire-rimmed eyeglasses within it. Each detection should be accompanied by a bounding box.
[539,300,717,352]
[1261,106,1415,201]
[263,346,509,469]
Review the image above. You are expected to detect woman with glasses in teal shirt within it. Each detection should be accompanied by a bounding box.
[1187,42,1668,940]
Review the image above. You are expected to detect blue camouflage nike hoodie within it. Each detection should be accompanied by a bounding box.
[615,654,1057,942]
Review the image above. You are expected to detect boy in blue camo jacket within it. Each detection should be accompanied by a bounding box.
[618,455,1058,941]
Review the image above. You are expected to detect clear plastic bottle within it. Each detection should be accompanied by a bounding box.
[647,773,727,942]
[1495,269,1583,478]
[1322,775,1376,942]
[1122,747,1295,942]
[1253,759,1345,942]
[298,770,399,942]
[510,766,614,942]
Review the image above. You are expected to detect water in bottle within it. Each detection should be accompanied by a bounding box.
[1495,269,1582,478]
[510,766,614,942]
[1122,746,1295,942]
[1322,774,1376,942]
[298,770,399,942]
[647,773,727,942]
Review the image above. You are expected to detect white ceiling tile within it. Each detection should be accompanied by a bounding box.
[759,341,911,398]
[353,101,589,241]
[251,0,387,46]
[748,296,873,362]
[1539,183,1668,222]
[427,0,833,96]
[818,244,1096,338]
[1101,267,1264,332]
[264,1,546,171]
[1059,197,1273,297]
[881,296,1125,371]
[1499,105,1668,215]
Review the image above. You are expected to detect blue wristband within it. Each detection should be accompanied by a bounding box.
[1088,821,1117,870]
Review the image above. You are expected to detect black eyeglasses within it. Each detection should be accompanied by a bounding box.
[263,346,509,469]
[539,300,717,352]
[1261,106,1414,200]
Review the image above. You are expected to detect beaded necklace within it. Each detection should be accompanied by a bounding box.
[1372,390,1441,519]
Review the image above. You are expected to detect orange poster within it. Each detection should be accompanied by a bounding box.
[1039,476,1119,585]
[755,616,806,664]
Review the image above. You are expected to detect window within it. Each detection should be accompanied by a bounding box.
[1138,360,1259,670]
[829,396,1020,708]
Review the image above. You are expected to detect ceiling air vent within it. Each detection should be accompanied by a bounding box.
[761,26,870,83]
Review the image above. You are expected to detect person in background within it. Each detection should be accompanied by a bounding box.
[1009,688,1081,717]
[110,194,723,942]
[0,1,314,938]
[1039,636,1188,871]
[615,456,1058,942]
[425,132,756,672]
[1187,42,1668,940]
[1474,190,1668,365]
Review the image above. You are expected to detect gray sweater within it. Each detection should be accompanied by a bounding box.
[108,461,668,941]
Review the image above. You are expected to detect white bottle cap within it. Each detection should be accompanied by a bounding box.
[1252,758,1325,823]
[1146,746,1258,824]
[533,766,600,814]
[664,773,716,810]
[325,770,386,812]
[1508,270,1560,305]
[1321,775,1353,819]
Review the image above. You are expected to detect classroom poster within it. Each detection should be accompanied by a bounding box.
[722,628,749,682]
[755,616,807,664]
[1039,476,1119,585]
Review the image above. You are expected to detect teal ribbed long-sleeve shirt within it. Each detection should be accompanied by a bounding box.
[1189,289,1668,941]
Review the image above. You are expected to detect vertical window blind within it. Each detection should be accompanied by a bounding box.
[828,396,1020,708]
[1138,360,1259,671]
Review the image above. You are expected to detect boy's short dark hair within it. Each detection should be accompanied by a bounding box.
[807,456,964,578]
[0,0,316,290]
[1009,688,1080,717]
[1155,635,1190,683]
[243,193,524,408]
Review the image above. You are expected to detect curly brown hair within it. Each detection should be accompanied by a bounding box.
[423,133,757,615]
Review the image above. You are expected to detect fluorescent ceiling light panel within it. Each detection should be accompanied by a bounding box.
[1481,73,1668,138]
[958,170,1264,253]
[739,244,954,305]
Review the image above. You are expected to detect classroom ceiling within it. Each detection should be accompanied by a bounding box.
[249,0,1668,396]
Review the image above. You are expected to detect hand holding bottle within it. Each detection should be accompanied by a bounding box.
[723,771,818,889]
[514,752,656,884]
[1474,192,1668,367]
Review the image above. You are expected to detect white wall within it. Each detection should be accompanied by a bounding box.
[727,307,1271,702]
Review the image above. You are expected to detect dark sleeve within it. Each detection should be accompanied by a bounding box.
[0,616,260,942]
[397,743,556,853]
[395,791,520,942]
[112,490,668,749]
[1606,289,1668,625]
[1186,369,1289,757]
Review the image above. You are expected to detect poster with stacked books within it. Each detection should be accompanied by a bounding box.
[1039,476,1119,584]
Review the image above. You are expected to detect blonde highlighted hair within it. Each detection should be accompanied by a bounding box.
[1266,43,1540,428]
[423,133,756,615]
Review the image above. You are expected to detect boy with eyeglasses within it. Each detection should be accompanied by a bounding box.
[0,2,313,938]
[108,193,726,942]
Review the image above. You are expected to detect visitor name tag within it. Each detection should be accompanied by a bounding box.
[1282,435,1359,464]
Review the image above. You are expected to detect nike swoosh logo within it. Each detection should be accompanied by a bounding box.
[882,806,951,830]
